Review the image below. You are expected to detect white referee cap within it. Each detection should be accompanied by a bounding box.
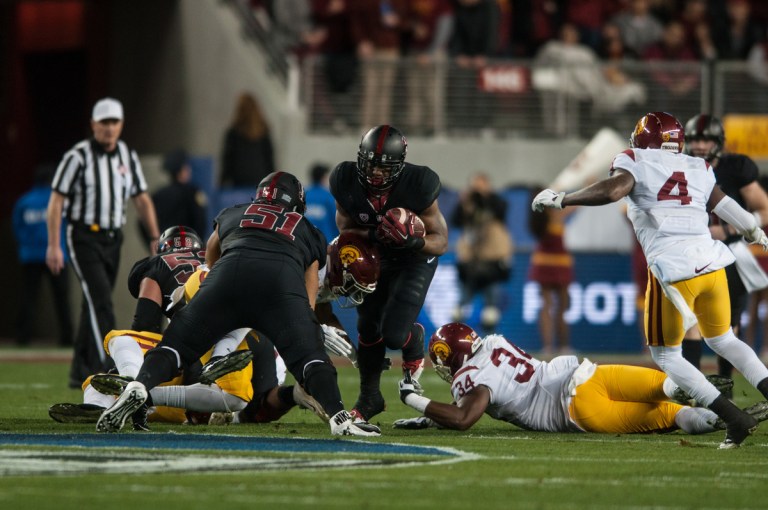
[92,98,124,122]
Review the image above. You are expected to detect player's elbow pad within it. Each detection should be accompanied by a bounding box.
[713,195,758,235]
[131,297,163,333]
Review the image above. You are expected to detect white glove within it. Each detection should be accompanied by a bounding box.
[531,189,566,212]
[392,416,440,430]
[320,324,353,357]
[744,226,768,251]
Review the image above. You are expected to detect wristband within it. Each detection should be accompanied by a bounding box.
[404,393,431,413]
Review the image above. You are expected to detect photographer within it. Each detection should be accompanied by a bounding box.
[451,173,513,333]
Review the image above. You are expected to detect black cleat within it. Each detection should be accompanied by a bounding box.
[49,403,106,424]
[714,401,768,430]
[719,415,759,449]
[351,391,386,422]
[131,403,151,431]
[90,373,134,396]
[199,350,253,385]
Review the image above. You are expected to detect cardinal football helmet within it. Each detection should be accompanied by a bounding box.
[357,125,407,192]
[326,232,380,307]
[254,171,306,214]
[428,322,481,383]
[684,114,725,161]
[157,226,203,254]
[629,112,685,153]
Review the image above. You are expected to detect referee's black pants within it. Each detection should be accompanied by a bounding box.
[66,224,121,387]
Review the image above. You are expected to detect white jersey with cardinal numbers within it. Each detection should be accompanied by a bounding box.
[450,335,584,432]
[612,148,735,283]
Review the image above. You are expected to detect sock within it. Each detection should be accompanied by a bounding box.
[649,345,721,407]
[211,328,250,357]
[302,361,343,417]
[705,330,768,387]
[758,377,768,400]
[136,347,181,391]
[708,394,748,426]
[401,324,425,363]
[681,340,702,369]
[675,406,718,434]
[150,383,247,412]
[357,340,386,396]
[108,335,144,378]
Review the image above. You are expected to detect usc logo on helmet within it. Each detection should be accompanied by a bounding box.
[662,132,671,142]
[430,340,452,363]
[634,116,647,136]
[339,245,362,267]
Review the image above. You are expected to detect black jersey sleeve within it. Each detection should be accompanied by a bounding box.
[734,155,759,187]
[127,257,151,299]
[309,225,328,269]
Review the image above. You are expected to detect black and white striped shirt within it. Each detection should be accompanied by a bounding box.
[52,139,149,230]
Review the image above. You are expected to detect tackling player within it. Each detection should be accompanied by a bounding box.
[531,111,768,448]
[396,323,768,436]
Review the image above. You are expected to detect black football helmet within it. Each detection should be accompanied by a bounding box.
[684,114,725,161]
[157,226,203,254]
[629,112,685,153]
[326,232,380,307]
[254,171,306,213]
[356,125,407,192]
[428,322,481,383]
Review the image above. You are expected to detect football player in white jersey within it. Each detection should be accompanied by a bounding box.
[531,111,768,448]
[396,322,768,435]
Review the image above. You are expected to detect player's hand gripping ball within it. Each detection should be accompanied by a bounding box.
[376,207,426,250]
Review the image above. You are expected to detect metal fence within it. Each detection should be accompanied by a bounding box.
[300,56,768,140]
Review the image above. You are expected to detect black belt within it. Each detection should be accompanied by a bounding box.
[72,222,121,235]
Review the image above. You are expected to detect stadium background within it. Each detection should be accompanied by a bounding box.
[2,0,767,355]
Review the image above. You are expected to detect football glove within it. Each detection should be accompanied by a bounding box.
[398,367,424,402]
[744,226,768,251]
[321,324,354,358]
[392,416,441,430]
[376,214,426,251]
[531,189,566,212]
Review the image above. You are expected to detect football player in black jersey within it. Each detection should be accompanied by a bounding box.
[97,172,380,436]
[682,115,768,384]
[330,125,448,423]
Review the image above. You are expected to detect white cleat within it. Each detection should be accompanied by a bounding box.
[96,381,148,433]
[329,410,381,437]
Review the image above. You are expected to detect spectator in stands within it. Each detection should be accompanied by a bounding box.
[713,0,763,60]
[304,163,339,242]
[642,20,699,113]
[270,0,327,58]
[451,172,513,334]
[12,164,74,347]
[564,0,620,52]
[509,0,563,57]
[220,93,275,188]
[610,0,664,57]
[150,149,208,239]
[403,0,454,135]
[348,0,408,127]
[448,0,499,129]
[528,186,575,356]
[679,0,716,60]
[533,23,645,135]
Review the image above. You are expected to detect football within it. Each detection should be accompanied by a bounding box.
[386,207,426,238]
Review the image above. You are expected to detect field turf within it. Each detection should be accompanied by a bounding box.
[1,351,767,510]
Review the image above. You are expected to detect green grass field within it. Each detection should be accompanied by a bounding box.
[1,351,767,510]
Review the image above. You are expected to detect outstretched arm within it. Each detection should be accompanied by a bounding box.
[532,170,635,211]
[400,374,490,431]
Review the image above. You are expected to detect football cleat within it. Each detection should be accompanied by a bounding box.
[351,391,386,422]
[719,415,758,449]
[392,416,440,430]
[90,373,134,396]
[671,375,734,406]
[131,403,150,431]
[199,350,253,385]
[207,412,235,426]
[329,410,381,437]
[713,401,768,430]
[96,381,148,433]
[49,403,106,424]
[293,384,330,422]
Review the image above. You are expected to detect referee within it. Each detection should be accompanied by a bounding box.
[46,97,160,388]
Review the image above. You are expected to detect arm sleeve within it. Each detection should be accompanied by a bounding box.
[713,195,759,234]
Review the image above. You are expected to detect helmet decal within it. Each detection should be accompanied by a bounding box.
[430,340,452,363]
[339,244,362,266]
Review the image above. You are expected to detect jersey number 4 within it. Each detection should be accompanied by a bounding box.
[657,171,691,205]
[240,204,302,240]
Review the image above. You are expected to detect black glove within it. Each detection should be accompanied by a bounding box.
[399,367,418,404]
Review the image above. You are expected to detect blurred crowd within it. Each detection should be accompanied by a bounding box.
[250,0,768,64]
